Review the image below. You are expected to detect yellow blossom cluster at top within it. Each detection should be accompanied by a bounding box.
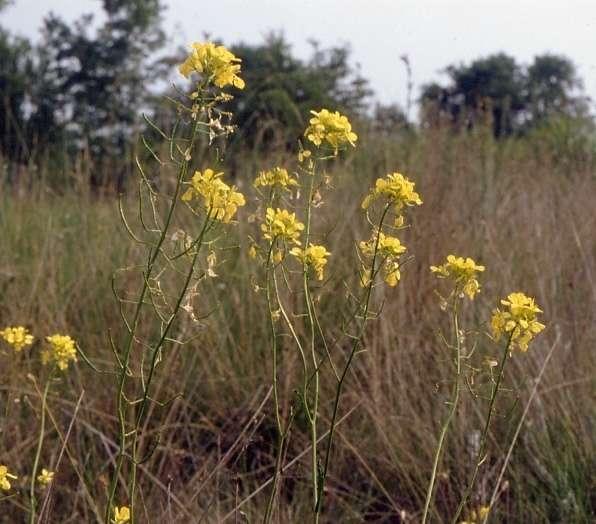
[179,42,245,89]
[430,255,486,300]
[113,506,131,524]
[362,172,422,226]
[182,169,246,223]
[0,326,34,351]
[491,292,545,352]
[42,334,78,371]
[304,109,358,151]
[261,208,305,246]
[459,505,490,524]
[254,167,298,192]
[290,244,331,281]
[0,465,17,491]
[360,232,407,287]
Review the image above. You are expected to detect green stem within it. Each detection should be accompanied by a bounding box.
[105,115,200,523]
[450,334,513,524]
[315,204,391,516]
[302,166,320,513]
[30,374,52,524]
[263,241,283,524]
[421,297,462,523]
[128,214,212,520]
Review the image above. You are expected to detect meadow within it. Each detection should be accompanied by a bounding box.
[0,54,595,523]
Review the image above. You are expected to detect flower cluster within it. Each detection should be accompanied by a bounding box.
[362,172,422,226]
[42,334,78,371]
[182,169,246,223]
[254,167,298,192]
[290,244,331,281]
[430,255,486,300]
[0,326,34,352]
[304,109,358,151]
[37,468,54,486]
[0,465,16,491]
[360,232,407,287]
[113,506,131,524]
[179,42,245,89]
[491,292,545,352]
[261,208,304,246]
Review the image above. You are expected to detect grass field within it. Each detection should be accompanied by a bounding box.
[0,121,595,523]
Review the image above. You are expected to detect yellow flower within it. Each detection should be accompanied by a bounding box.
[254,167,298,191]
[179,42,245,89]
[0,326,34,352]
[362,172,422,225]
[0,465,17,491]
[298,149,311,162]
[491,292,545,352]
[181,169,245,223]
[37,468,54,486]
[304,109,358,151]
[261,208,304,246]
[459,505,490,524]
[113,506,131,524]
[42,334,77,371]
[430,254,485,300]
[360,232,407,287]
[290,244,331,280]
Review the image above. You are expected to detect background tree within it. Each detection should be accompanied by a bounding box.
[420,53,588,137]
[525,53,587,124]
[223,33,372,150]
[34,0,165,160]
[0,26,31,162]
[420,53,525,136]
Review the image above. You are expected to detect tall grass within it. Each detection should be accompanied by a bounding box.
[0,122,594,522]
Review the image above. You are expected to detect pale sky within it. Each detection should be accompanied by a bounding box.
[3,0,596,111]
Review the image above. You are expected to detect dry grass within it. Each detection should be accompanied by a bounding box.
[0,124,594,522]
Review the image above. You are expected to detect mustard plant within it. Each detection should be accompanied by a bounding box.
[103,41,246,523]
[250,109,368,521]
[451,292,545,523]
[422,255,485,523]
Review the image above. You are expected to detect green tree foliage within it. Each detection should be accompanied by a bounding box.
[420,53,588,136]
[36,1,165,158]
[0,0,165,183]
[223,33,372,150]
[526,53,586,124]
[0,27,31,161]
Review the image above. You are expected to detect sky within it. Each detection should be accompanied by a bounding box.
[3,0,596,112]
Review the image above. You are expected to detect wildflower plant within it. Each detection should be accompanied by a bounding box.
[101,41,246,522]
[451,292,545,523]
[248,110,422,521]
[422,255,485,523]
[423,248,546,524]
